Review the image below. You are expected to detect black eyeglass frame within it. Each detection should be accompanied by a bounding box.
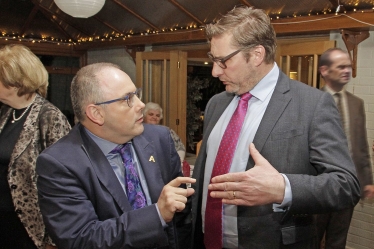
[94,88,142,108]
[207,49,242,69]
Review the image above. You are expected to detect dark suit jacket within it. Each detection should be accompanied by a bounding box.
[191,70,361,249]
[322,87,373,197]
[36,123,187,249]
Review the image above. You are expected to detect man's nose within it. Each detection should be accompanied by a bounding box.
[134,96,145,109]
[212,63,224,78]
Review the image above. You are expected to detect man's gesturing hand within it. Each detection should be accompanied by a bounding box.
[208,143,285,206]
[157,177,196,222]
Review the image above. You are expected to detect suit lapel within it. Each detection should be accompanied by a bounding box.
[250,72,292,168]
[132,134,165,203]
[78,125,131,212]
[10,95,43,164]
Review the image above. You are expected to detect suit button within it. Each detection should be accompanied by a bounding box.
[16,209,22,214]
[11,184,17,189]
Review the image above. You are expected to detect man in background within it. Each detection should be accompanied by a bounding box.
[36,62,195,249]
[317,48,374,248]
[191,6,360,249]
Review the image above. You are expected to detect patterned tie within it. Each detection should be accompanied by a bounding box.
[112,143,146,210]
[204,92,252,249]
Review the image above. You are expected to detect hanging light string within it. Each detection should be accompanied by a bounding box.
[0,8,373,45]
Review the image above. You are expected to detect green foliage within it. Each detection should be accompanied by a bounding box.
[186,75,209,150]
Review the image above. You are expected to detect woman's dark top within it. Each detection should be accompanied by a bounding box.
[0,107,30,211]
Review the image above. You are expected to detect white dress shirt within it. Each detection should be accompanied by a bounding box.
[202,64,292,248]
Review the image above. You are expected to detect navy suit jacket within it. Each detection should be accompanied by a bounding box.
[37,123,187,249]
[191,70,360,249]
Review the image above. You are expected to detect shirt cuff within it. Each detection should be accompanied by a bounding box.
[156,204,168,228]
[273,173,292,212]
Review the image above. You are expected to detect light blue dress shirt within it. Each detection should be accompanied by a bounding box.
[202,64,292,248]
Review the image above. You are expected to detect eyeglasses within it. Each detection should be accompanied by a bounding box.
[207,49,242,69]
[94,88,142,108]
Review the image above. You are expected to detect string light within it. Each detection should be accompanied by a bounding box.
[0,6,373,46]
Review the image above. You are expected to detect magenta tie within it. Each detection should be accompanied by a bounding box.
[111,143,146,210]
[204,92,252,249]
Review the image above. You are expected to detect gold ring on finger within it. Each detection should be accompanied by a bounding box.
[233,191,236,199]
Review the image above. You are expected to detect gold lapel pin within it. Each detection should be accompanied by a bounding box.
[149,156,155,162]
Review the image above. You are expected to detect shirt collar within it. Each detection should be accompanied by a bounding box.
[324,84,346,95]
[84,128,120,155]
[249,63,279,102]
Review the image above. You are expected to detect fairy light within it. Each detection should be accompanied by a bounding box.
[0,5,373,46]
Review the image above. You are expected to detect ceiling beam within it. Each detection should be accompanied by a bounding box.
[0,39,84,56]
[74,29,207,50]
[29,0,74,41]
[94,16,123,35]
[37,8,75,41]
[73,12,374,50]
[111,0,160,31]
[31,0,91,38]
[21,5,39,36]
[168,0,204,26]
[31,0,89,41]
[271,12,374,35]
[240,0,254,7]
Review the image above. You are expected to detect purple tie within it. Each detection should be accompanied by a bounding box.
[204,92,252,249]
[112,143,146,210]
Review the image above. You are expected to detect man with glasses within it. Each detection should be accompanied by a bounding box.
[191,6,360,249]
[36,62,195,249]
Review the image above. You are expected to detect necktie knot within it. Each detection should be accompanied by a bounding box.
[240,92,252,102]
[111,144,132,162]
[110,144,124,154]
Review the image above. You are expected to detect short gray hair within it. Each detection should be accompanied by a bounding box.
[70,62,120,122]
[143,102,163,119]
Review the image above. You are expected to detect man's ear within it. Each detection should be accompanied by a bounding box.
[85,104,105,126]
[319,65,328,78]
[252,45,265,66]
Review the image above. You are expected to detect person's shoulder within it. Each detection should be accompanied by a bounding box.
[289,79,319,91]
[39,125,78,155]
[286,78,327,99]
[206,91,234,109]
[276,70,321,95]
[38,97,63,114]
[345,90,364,103]
[142,123,170,136]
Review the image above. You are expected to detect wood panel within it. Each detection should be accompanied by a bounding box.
[279,40,336,55]
[277,40,336,88]
[136,51,187,146]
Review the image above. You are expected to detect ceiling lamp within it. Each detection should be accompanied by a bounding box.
[54,0,105,18]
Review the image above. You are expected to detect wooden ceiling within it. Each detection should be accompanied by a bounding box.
[0,0,374,54]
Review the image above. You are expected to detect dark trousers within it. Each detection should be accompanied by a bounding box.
[315,207,354,249]
[0,211,37,249]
